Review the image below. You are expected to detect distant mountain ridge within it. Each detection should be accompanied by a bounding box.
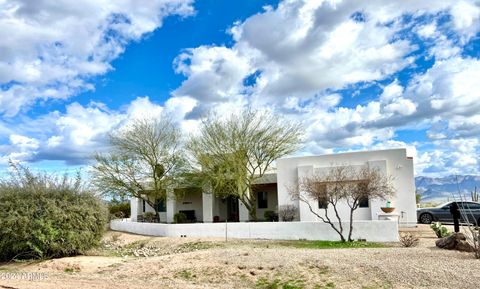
[416,175,480,203]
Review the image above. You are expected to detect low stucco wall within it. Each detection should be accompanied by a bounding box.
[110,219,399,242]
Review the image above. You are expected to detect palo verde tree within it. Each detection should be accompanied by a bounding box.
[188,109,303,220]
[91,117,187,220]
[290,165,395,242]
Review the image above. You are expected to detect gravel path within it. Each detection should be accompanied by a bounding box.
[1,225,479,289]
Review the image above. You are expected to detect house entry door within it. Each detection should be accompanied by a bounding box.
[227,196,239,222]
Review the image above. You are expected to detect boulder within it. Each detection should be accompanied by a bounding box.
[456,240,475,252]
[435,233,474,252]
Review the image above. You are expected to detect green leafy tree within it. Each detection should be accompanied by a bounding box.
[91,117,187,220]
[188,109,302,220]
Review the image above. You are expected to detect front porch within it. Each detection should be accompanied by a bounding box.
[131,183,279,223]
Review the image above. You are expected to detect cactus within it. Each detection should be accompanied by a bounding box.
[472,186,479,202]
[431,222,452,238]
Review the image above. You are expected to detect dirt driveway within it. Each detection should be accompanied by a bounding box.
[0,225,478,289]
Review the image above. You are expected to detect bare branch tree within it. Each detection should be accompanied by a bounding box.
[290,165,395,242]
[91,117,187,221]
[188,109,303,220]
[278,204,298,222]
[454,177,480,259]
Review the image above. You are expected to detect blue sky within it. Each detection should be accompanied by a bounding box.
[0,0,479,177]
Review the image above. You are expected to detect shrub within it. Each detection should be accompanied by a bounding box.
[264,210,278,222]
[109,202,131,219]
[278,204,297,222]
[399,233,419,247]
[174,212,187,224]
[0,165,108,261]
[143,212,158,223]
[431,222,452,238]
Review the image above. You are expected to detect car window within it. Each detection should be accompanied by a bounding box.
[437,202,452,208]
[461,202,480,210]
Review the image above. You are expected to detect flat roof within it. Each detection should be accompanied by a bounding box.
[278,148,409,162]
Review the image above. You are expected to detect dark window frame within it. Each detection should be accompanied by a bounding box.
[359,196,369,208]
[318,199,328,209]
[155,199,166,212]
[257,191,268,209]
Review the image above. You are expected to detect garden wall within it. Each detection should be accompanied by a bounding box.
[110,220,398,242]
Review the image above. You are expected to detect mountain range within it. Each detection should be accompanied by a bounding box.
[416,175,480,203]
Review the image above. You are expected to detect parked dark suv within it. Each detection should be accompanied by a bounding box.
[417,201,480,225]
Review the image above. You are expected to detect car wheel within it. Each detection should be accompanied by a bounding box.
[419,213,433,224]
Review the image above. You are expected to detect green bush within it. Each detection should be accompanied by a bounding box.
[0,165,108,261]
[109,202,131,219]
[143,212,158,222]
[174,212,187,224]
[264,210,278,222]
[430,222,452,238]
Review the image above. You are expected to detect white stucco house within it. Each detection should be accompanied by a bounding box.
[130,148,417,227]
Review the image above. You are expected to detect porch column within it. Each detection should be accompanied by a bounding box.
[166,188,176,223]
[239,201,250,222]
[130,197,139,221]
[202,190,214,223]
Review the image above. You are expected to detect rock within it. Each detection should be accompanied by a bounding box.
[456,240,474,252]
[436,233,474,252]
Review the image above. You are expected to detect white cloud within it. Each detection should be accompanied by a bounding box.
[414,57,480,116]
[2,0,480,177]
[416,138,479,177]
[0,0,194,116]
[0,134,40,164]
[168,0,480,177]
[0,95,199,165]
[449,0,480,43]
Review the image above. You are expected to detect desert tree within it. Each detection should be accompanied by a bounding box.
[188,109,302,220]
[454,178,480,259]
[290,165,395,242]
[278,204,298,222]
[91,117,187,221]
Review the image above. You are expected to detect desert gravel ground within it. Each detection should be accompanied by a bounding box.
[0,225,479,289]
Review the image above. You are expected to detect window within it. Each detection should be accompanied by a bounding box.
[142,200,146,213]
[356,182,369,208]
[316,183,328,209]
[462,202,480,210]
[318,199,328,209]
[155,199,166,212]
[257,191,268,209]
[359,197,369,208]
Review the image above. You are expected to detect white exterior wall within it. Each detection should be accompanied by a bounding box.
[130,198,140,221]
[166,189,176,223]
[277,148,416,227]
[129,149,416,227]
[202,191,214,222]
[175,189,203,222]
[111,219,398,242]
[239,200,250,222]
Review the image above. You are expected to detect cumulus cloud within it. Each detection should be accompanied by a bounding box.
[2,0,480,177]
[0,0,194,116]
[169,0,480,176]
[0,96,197,165]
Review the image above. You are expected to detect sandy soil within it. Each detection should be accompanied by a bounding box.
[0,225,479,289]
